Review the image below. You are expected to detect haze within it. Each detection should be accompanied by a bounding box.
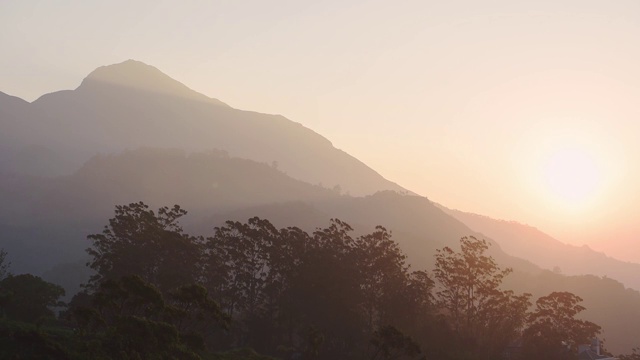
[2,0,640,261]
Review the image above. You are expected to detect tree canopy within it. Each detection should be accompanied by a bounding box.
[1,202,609,359]
[0,273,65,323]
[0,248,10,280]
[522,291,602,360]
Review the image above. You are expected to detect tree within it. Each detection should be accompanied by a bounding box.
[369,325,424,360]
[285,219,366,359]
[396,270,436,348]
[86,202,201,293]
[0,274,65,323]
[356,226,409,332]
[434,237,512,333]
[69,275,225,359]
[167,283,230,346]
[433,236,530,358]
[207,217,278,320]
[0,248,10,280]
[522,291,601,360]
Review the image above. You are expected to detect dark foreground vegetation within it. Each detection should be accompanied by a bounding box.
[0,202,628,359]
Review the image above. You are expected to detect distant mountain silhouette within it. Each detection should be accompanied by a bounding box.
[439,205,640,291]
[0,148,338,228]
[0,148,534,277]
[0,60,407,196]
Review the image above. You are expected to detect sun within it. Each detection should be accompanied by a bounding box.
[543,148,602,208]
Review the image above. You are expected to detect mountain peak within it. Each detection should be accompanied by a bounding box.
[79,59,227,106]
[84,59,166,85]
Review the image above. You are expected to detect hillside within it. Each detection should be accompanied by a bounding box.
[0,60,406,196]
[440,206,640,291]
[0,148,534,277]
[0,149,338,274]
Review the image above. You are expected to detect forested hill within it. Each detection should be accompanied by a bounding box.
[0,148,532,277]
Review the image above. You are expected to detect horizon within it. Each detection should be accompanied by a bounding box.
[2,1,640,263]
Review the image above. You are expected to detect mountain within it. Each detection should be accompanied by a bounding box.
[0,60,406,196]
[0,148,535,277]
[79,60,229,107]
[439,205,640,291]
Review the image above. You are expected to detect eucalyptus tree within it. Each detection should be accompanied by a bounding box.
[522,291,601,360]
[86,202,202,293]
[433,236,530,358]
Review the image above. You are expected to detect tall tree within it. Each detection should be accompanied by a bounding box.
[355,226,410,332]
[522,291,601,360]
[433,236,530,358]
[86,202,201,293]
[434,237,510,332]
[286,219,366,359]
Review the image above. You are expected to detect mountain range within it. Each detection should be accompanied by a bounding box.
[1,60,639,354]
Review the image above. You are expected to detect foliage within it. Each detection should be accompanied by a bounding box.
[369,325,425,360]
[0,319,72,360]
[433,236,530,358]
[0,248,10,280]
[86,202,201,293]
[0,273,65,323]
[522,291,601,360]
[207,347,280,360]
[357,226,410,332]
[2,202,608,360]
[68,275,229,359]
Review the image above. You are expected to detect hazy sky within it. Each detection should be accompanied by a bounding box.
[2,0,640,260]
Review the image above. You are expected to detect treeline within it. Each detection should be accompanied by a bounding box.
[0,202,613,359]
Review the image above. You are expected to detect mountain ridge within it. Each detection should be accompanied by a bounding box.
[74,59,229,107]
[438,204,640,290]
[0,60,408,195]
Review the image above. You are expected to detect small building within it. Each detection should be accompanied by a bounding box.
[578,338,617,360]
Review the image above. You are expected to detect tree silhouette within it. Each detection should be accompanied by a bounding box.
[68,275,224,359]
[86,202,201,293]
[433,236,530,358]
[0,248,10,280]
[522,291,601,360]
[356,226,409,333]
[0,274,65,324]
[369,325,425,360]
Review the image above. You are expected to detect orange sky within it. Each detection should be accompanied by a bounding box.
[2,1,640,261]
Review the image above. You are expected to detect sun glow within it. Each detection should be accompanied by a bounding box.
[515,119,623,218]
[543,147,603,210]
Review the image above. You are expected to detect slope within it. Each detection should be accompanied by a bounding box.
[0,60,406,196]
[0,148,535,280]
[440,205,640,291]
